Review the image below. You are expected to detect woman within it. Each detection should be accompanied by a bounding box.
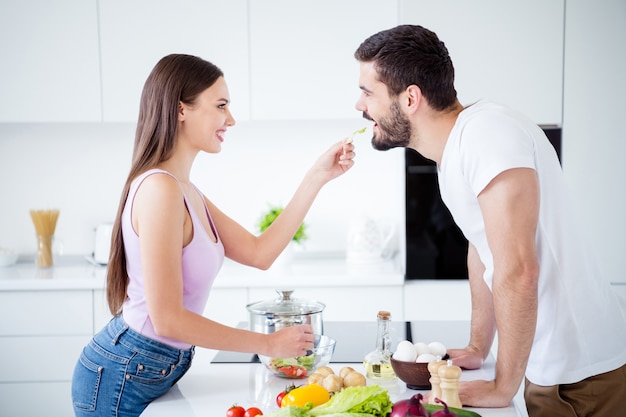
[71,54,356,416]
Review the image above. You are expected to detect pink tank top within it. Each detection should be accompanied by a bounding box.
[121,169,225,349]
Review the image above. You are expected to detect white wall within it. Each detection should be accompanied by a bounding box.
[562,0,626,283]
[1,0,625,284]
[0,120,405,258]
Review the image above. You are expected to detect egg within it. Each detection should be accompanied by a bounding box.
[416,353,437,363]
[413,342,429,356]
[428,341,447,358]
[393,340,418,362]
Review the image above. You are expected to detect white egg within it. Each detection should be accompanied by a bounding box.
[428,341,447,358]
[414,342,430,356]
[416,353,437,363]
[393,340,417,362]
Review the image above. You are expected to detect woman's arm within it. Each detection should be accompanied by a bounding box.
[132,172,316,357]
[210,139,355,269]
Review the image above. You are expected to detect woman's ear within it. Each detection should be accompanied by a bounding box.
[178,101,186,121]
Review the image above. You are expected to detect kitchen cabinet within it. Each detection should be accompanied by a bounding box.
[98,0,250,122]
[0,290,94,417]
[403,280,472,322]
[400,0,564,125]
[247,0,399,120]
[0,0,101,122]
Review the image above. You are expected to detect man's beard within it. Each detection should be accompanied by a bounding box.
[370,100,412,151]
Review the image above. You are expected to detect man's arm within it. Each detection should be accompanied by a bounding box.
[459,167,540,408]
[447,243,496,370]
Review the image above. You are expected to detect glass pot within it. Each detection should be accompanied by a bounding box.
[246,289,325,335]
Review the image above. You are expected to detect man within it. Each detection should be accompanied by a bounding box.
[354,25,626,416]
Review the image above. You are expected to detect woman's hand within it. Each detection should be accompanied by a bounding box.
[308,140,356,185]
[264,324,315,358]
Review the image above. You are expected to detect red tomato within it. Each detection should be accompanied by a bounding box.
[226,405,245,417]
[244,407,263,417]
[276,391,287,407]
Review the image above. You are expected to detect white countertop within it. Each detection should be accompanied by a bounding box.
[0,254,404,291]
[142,348,522,417]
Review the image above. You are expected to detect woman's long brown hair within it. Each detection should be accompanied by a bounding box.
[106,54,223,316]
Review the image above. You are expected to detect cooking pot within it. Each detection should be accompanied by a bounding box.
[246,289,325,335]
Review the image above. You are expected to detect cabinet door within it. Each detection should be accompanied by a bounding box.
[0,0,101,122]
[0,381,74,417]
[0,335,90,382]
[403,281,472,321]
[98,0,250,122]
[0,290,93,336]
[93,289,113,332]
[400,0,564,125]
[248,0,399,120]
[249,286,404,322]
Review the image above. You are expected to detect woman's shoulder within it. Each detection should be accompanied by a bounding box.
[132,169,184,206]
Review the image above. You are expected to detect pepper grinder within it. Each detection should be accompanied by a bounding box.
[438,359,462,408]
[427,359,447,404]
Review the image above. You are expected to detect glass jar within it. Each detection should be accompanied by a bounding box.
[363,310,396,381]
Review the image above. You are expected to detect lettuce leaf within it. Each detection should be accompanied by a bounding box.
[262,385,392,417]
[308,385,392,417]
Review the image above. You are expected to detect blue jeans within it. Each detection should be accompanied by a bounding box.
[71,315,194,417]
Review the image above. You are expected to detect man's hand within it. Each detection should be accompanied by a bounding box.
[458,380,514,408]
[446,346,484,370]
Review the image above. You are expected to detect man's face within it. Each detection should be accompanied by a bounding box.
[355,62,412,151]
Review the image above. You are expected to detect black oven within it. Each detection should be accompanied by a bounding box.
[404,125,562,280]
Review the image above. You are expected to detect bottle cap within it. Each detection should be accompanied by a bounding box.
[439,360,462,379]
[377,311,391,320]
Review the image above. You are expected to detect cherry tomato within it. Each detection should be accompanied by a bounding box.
[244,407,263,417]
[280,384,330,408]
[226,405,245,417]
[276,391,287,407]
[276,384,297,407]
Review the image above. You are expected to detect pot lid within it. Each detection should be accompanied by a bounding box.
[246,289,325,316]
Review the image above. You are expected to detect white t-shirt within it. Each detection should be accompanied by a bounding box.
[439,100,626,386]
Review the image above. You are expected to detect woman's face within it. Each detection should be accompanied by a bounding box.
[178,76,236,154]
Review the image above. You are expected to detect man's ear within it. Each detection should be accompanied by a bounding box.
[405,85,422,112]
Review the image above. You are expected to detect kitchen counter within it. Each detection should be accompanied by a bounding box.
[141,323,523,417]
[0,254,404,291]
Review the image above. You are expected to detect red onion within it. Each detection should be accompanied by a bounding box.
[390,393,429,417]
[429,398,457,417]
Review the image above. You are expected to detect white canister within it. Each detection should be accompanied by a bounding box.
[94,223,114,264]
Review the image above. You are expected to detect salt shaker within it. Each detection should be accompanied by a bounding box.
[438,359,462,408]
[427,359,447,404]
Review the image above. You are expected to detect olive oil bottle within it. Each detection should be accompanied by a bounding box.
[363,310,396,381]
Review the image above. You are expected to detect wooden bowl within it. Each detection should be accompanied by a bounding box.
[390,357,431,389]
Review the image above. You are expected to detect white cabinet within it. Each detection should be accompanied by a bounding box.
[98,0,250,122]
[248,0,399,120]
[403,280,472,321]
[0,0,101,122]
[0,290,93,417]
[400,0,564,125]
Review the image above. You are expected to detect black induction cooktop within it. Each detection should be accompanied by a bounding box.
[211,320,469,364]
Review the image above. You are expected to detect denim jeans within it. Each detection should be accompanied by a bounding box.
[71,315,194,417]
